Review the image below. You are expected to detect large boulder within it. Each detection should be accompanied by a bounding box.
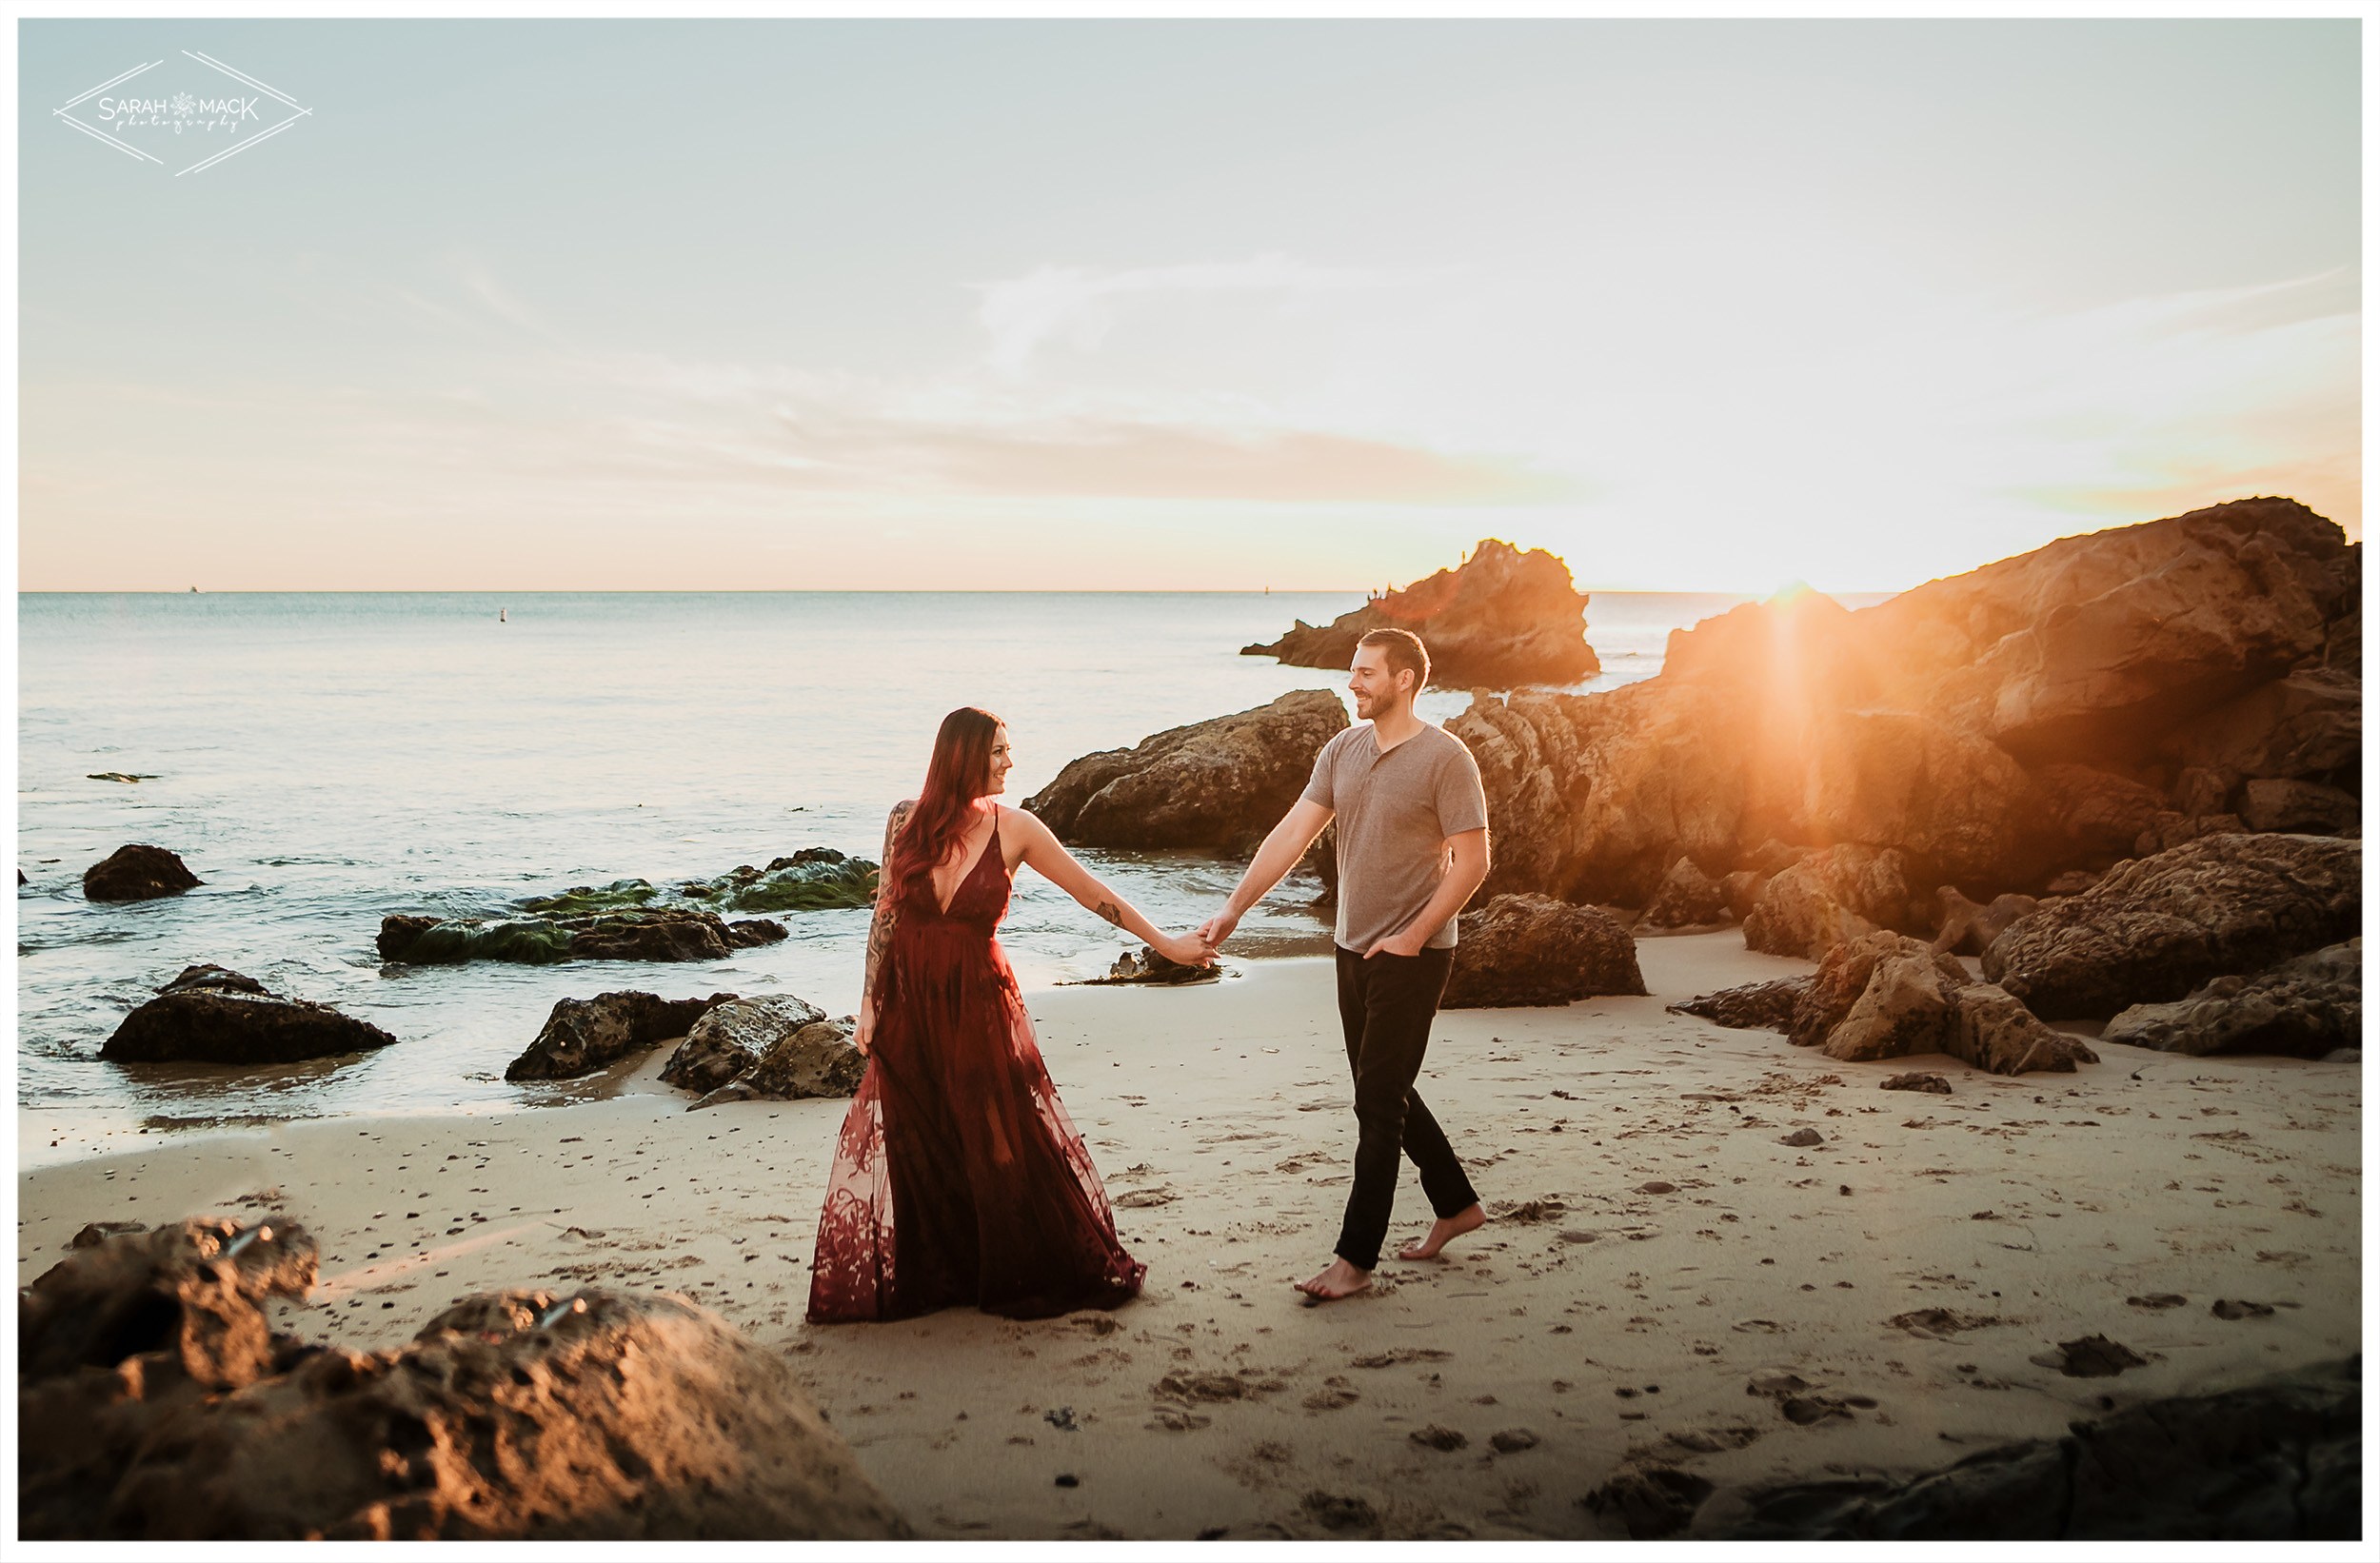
[102,968,398,1066]
[1982,833,2361,1020]
[2100,940,2360,1058]
[19,1219,908,1540]
[1441,893,1646,1008]
[1023,688,1349,850]
[504,990,731,1081]
[1743,845,1914,960]
[380,908,786,966]
[692,1021,866,1109]
[659,994,827,1095]
[1240,538,1599,687]
[2157,667,2360,791]
[83,843,202,903]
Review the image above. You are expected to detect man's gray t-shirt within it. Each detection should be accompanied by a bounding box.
[1301,721,1490,952]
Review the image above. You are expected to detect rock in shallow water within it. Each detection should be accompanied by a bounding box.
[82,842,203,903]
[102,968,398,1066]
[19,1218,908,1540]
[660,994,826,1094]
[504,990,731,1081]
[379,907,787,965]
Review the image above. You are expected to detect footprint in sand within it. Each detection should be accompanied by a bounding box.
[1301,1376,1360,1411]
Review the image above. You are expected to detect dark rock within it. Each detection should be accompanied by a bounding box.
[1720,870,1769,921]
[2101,940,2359,1058]
[2037,1335,2151,1378]
[1644,856,1729,927]
[1242,539,1599,687]
[504,991,732,1081]
[82,844,202,903]
[529,853,879,917]
[1408,1424,1468,1451]
[18,1219,907,1540]
[748,1019,866,1099]
[2239,778,2359,834]
[1583,1463,1716,1539]
[161,963,269,997]
[1301,1491,1379,1533]
[1024,689,1349,850]
[1744,845,1914,960]
[382,907,788,966]
[1489,1428,1540,1453]
[1778,1128,1824,1147]
[1879,1073,1951,1095]
[20,1217,318,1390]
[1982,832,2360,1020]
[1709,1356,2359,1539]
[1441,894,1646,1008]
[2211,1299,2276,1320]
[1667,977,1813,1033]
[659,995,826,1095]
[102,971,399,1066]
[2159,666,2360,788]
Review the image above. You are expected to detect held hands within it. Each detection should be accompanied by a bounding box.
[1154,929,1220,969]
[1191,907,1240,953]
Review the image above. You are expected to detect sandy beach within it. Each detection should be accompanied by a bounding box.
[17,930,2361,1539]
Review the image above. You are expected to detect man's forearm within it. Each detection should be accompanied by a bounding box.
[1399,858,1490,948]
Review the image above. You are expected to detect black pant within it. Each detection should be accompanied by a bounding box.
[1332,943,1479,1270]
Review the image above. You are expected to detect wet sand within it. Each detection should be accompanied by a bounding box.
[15,932,2363,1539]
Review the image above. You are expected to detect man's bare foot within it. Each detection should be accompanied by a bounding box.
[1397,1203,1486,1260]
[1293,1256,1373,1301]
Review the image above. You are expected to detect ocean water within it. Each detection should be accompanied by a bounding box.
[16,588,1782,1141]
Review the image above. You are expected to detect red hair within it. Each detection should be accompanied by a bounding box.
[887,706,1002,915]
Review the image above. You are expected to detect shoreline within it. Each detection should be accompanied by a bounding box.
[17,933,2362,1538]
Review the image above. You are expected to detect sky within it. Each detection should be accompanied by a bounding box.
[15,17,2362,594]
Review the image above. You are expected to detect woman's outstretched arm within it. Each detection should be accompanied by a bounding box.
[855,800,914,1053]
[1006,806,1213,966]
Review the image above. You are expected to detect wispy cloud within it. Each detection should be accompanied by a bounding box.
[972,254,1421,379]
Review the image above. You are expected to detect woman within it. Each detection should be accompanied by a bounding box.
[806,706,1211,1323]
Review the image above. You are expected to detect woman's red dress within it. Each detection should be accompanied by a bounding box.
[806,817,1147,1322]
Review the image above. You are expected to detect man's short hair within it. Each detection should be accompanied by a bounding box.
[1358,627,1430,692]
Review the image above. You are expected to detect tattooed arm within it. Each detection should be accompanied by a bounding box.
[855,800,914,1054]
[1005,805,1214,966]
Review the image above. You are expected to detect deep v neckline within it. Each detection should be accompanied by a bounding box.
[932,813,1002,916]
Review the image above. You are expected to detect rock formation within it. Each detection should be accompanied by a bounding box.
[83,843,202,902]
[379,907,787,965]
[2100,940,2360,1058]
[1421,498,2358,946]
[652,994,868,1106]
[102,966,399,1066]
[503,990,732,1081]
[1440,894,1647,1008]
[1025,688,1348,851]
[20,1217,908,1539]
[1981,832,2360,1021]
[1240,539,1599,687]
[1706,1355,2359,1539]
[523,849,877,916]
[1673,931,2097,1076]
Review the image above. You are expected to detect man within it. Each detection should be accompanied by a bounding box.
[1195,627,1492,1301]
